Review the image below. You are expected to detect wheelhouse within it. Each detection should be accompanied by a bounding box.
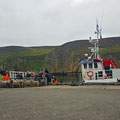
[80,59,107,81]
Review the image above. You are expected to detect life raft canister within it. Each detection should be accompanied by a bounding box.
[87,71,94,78]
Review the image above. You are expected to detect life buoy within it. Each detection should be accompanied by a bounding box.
[87,71,94,78]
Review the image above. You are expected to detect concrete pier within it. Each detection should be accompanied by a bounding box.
[0,85,120,120]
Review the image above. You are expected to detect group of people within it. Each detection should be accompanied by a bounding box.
[34,72,57,84]
[15,71,58,84]
[0,70,58,84]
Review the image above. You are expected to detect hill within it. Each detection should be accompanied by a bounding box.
[0,37,120,73]
[0,46,57,71]
[45,37,120,73]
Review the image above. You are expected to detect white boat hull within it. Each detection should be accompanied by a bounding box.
[84,78,118,84]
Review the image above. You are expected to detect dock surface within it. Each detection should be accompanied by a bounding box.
[0,85,120,120]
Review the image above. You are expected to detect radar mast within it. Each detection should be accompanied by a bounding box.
[88,20,102,60]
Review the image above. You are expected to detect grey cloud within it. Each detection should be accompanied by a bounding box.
[0,0,120,46]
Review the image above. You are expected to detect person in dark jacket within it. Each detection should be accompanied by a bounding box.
[46,73,51,84]
[26,71,31,78]
[16,73,23,79]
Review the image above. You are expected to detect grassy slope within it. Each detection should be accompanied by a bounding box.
[1,37,120,73]
[45,37,120,73]
[0,46,57,72]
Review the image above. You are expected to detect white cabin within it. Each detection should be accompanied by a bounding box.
[80,59,120,83]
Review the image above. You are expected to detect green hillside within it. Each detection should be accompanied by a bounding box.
[46,37,120,73]
[0,37,120,73]
[0,46,57,72]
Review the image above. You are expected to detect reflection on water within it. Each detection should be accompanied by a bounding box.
[51,73,82,84]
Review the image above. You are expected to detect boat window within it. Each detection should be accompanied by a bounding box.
[89,63,93,69]
[83,64,87,69]
[98,71,103,77]
[94,63,98,68]
[105,70,113,78]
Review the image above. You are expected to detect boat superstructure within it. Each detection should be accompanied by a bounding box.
[80,21,120,84]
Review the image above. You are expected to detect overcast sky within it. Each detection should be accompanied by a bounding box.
[0,0,120,46]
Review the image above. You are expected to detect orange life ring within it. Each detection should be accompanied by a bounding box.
[87,71,94,78]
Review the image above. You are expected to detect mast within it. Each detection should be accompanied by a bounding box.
[88,20,102,60]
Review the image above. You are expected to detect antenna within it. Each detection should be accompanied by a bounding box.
[88,19,102,60]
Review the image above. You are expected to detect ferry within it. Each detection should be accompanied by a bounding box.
[80,21,120,84]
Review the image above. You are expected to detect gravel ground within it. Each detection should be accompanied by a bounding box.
[0,85,120,120]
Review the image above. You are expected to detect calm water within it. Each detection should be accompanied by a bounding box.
[51,73,82,84]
